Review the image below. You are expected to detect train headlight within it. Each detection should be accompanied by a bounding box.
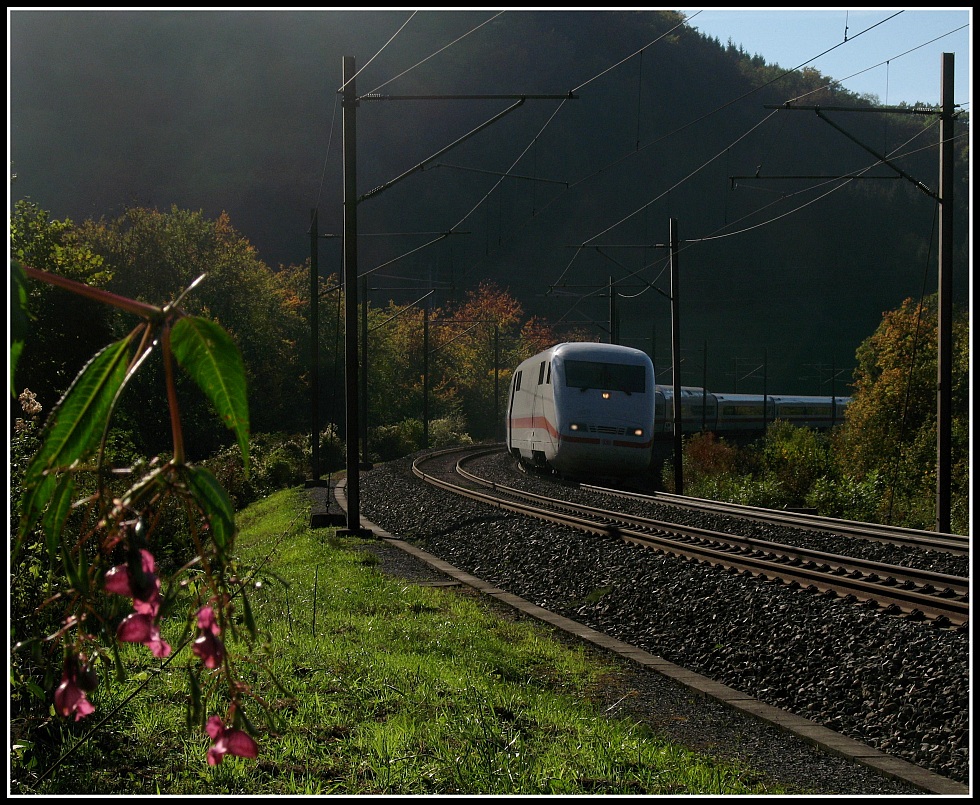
[569,423,582,431]
[633,428,644,437]
[601,391,611,399]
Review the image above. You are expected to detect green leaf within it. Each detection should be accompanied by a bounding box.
[240,591,257,640]
[10,262,30,397]
[111,641,128,683]
[61,535,83,595]
[170,316,250,473]
[187,668,202,731]
[40,475,75,563]
[182,465,236,559]
[18,337,132,545]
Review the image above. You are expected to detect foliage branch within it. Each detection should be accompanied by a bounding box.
[11,261,267,765]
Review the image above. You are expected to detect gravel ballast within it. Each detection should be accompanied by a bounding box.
[343,450,969,794]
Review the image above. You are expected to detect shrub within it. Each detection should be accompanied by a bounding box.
[662,432,744,496]
[318,423,346,473]
[683,432,740,479]
[369,419,423,462]
[204,433,313,510]
[806,471,886,522]
[264,437,308,488]
[429,414,474,448]
[757,420,834,507]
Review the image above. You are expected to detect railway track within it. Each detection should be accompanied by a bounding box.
[585,485,970,556]
[412,446,969,630]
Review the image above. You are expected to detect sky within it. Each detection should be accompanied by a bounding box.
[679,7,972,107]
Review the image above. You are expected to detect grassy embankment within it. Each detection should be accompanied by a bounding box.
[21,486,800,795]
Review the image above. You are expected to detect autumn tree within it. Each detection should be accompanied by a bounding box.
[429,282,522,440]
[363,297,432,431]
[74,206,309,455]
[831,294,969,531]
[357,283,589,447]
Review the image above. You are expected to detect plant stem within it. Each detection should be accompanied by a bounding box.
[162,321,185,466]
[23,265,162,319]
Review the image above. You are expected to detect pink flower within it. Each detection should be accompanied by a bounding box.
[54,658,96,721]
[117,612,172,658]
[107,548,171,657]
[192,606,225,669]
[197,606,219,634]
[104,548,161,616]
[206,715,259,765]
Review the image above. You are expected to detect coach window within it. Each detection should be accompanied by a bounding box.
[514,371,522,392]
[538,361,546,385]
[546,362,552,384]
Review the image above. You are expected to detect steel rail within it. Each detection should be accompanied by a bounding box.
[412,449,968,629]
[455,460,968,598]
[585,486,970,555]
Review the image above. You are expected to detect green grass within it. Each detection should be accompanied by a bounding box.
[14,486,799,795]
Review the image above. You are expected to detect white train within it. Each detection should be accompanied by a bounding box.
[506,343,850,477]
[654,387,850,436]
[506,342,656,476]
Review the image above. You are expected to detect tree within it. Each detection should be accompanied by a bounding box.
[74,206,309,453]
[355,283,586,445]
[10,200,117,416]
[831,294,969,531]
[434,282,524,439]
[432,283,599,439]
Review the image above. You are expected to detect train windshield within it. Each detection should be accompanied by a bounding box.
[563,360,646,393]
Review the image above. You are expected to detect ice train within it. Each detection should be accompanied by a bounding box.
[506,342,849,477]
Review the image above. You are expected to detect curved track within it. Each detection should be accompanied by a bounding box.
[586,485,970,556]
[413,446,968,630]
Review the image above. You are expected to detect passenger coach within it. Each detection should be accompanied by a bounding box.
[506,342,655,476]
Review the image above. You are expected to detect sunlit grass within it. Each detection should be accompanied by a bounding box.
[18,486,800,795]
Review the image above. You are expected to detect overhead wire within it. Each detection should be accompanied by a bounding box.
[313,93,340,211]
[565,9,905,199]
[582,109,781,246]
[314,10,515,286]
[482,11,965,355]
[337,10,417,93]
[364,11,506,96]
[552,113,953,321]
[450,12,700,292]
[571,12,696,94]
[464,8,889,295]
[356,11,695,290]
[783,21,971,106]
[320,10,963,314]
[309,10,499,288]
[692,115,952,244]
[547,10,963,307]
[448,97,572,234]
[356,94,573,286]
[512,15,968,279]
[548,101,782,298]
[368,13,692,290]
[314,10,425,212]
